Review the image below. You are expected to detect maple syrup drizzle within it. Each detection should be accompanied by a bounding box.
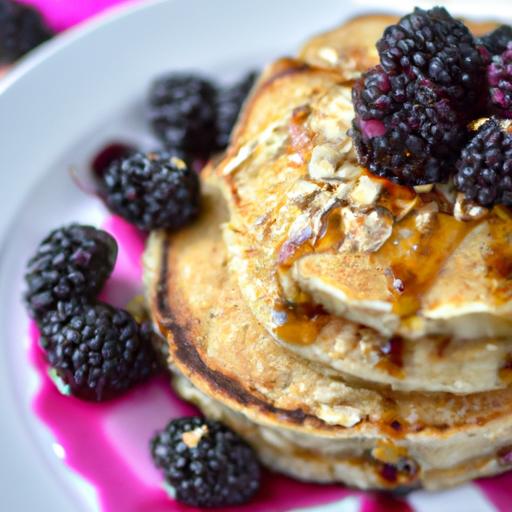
[377,398,409,440]
[375,212,478,317]
[273,301,330,345]
[370,172,417,218]
[274,210,344,344]
[377,459,419,488]
[274,169,512,346]
[287,105,313,164]
[278,209,344,268]
[485,210,512,306]
[372,438,418,487]
[436,337,451,358]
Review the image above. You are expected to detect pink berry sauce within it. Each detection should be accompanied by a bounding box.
[27,214,509,511]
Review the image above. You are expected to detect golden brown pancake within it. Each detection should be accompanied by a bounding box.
[174,374,512,491]
[144,172,512,491]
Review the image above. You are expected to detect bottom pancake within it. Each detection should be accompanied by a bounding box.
[144,173,512,490]
[173,373,507,491]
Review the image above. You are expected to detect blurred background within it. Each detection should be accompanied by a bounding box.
[3,0,512,80]
[1,0,512,76]
[0,0,142,78]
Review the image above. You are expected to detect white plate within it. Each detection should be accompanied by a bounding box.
[0,1,509,510]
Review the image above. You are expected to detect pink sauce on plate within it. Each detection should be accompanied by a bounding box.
[28,215,510,511]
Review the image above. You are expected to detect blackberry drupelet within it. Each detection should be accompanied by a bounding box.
[454,118,512,207]
[0,0,52,64]
[376,7,484,108]
[478,25,512,56]
[103,150,200,231]
[215,71,257,149]
[148,74,217,156]
[487,43,512,118]
[350,66,399,121]
[24,225,117,319]
[151,417,261,508]
[352,67,466,185]
[39,299,159,401]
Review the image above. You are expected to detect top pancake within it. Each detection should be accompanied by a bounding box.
[213,16,512,351]
[299,15,499,77]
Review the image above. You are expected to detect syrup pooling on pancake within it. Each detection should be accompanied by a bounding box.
[370,212,479,317]
[274,203,342,345]
[285,184,512,339]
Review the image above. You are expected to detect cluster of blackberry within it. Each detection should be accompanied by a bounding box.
[23,65,260,503]
[25,224,159,401]
[454,118,512,206]
[95,72,255,231]
[24,228,262,505]
[352,7,512,207]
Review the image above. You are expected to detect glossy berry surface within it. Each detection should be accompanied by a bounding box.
[24,224,117,319]
[487,43,512,118]
[40,299,158,401]
[352,7,487,185]
[478,25,512,56]
[352,67,466,185]
[151,417,261,508]
[376,7,484,107]
[454,118,512,207]
[103,150,200,231]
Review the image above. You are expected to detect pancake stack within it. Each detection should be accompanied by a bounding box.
[144,15,512,490]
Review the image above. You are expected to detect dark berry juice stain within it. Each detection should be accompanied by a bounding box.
[91,142,135,178]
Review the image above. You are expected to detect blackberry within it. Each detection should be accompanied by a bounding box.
[215,71,257,149]
[103,150,200,231]
[39,299,159,401]
[376,7,484,107]
[151,417,260,508]
[454,118,512,207]
[352,67,466,185]
[478,25,512,56]
[24,225,117,319]
[0,0,52,64]
[487,42,512,118]
[148,73,217,156]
